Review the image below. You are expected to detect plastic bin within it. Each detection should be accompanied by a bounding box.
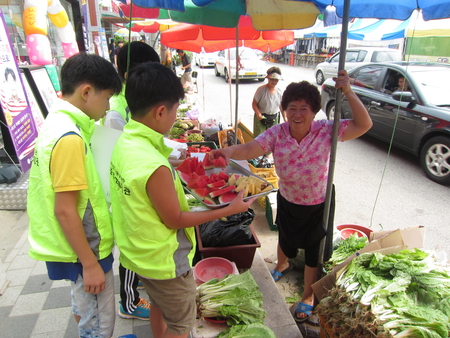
[195,224,261,269]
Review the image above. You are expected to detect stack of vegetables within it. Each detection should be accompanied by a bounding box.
[168,119,195,139]
[317,249,450,337]
[196,270,276,337]
[324,233,368,273]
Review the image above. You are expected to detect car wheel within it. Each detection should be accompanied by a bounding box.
[316,70,325,85]
[326,101,337,120]
[258,78,264,82]
[420,136,450,185]
[214,65,220,77]
[224,68,230,83]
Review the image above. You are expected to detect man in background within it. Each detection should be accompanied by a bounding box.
[176,49,192,86]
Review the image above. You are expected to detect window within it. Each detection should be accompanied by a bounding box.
[356,50,368,62]
[350,66,383,90]
[371,51,402,62]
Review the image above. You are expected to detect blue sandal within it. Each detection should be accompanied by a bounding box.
[294,302,314,323]
[270,262,293,282]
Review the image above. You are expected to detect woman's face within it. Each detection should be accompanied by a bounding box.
[267,78,279,88]
[5,73,17,99]
[286,99,316,135]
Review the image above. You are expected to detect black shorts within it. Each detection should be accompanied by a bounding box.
[275,189,335,267]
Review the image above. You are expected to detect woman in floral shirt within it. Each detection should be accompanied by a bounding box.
[210,70,372,323]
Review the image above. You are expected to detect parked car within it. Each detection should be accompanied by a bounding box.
[214,47,266,82]
[194,50,217,67]
[321,61,450,185]
[315,47,402,85]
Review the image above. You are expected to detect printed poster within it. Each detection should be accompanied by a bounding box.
[0,9,38,172]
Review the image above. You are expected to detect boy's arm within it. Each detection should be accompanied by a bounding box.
[146,166,255,230]
[54,191,106,295]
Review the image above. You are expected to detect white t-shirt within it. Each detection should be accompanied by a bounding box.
[253,85,282,116]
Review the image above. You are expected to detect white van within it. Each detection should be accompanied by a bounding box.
[314,47,402,84]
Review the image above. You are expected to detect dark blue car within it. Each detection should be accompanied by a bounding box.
[321,61,450,185]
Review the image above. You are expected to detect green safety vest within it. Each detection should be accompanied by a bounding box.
[110,119,195,280]
[27,100,114,262]
[100,84,129,126]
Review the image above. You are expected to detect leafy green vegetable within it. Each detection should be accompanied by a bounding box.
[324,233,368,272]
[319,248,450,337]
[216,323,276,338]
[168,127,185,139]
[196,270,266,325]
[186,133,204,142]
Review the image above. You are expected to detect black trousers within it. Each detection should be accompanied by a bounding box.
[119,263,140,313]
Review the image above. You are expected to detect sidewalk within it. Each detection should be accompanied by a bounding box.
[0,205,305,338]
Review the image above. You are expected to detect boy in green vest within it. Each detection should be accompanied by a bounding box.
[27,53,123,338]
[110,62,255,338]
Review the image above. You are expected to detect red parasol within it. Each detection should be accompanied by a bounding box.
[160,16,294,53]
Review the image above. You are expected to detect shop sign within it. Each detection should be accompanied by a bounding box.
[0,9,38,172]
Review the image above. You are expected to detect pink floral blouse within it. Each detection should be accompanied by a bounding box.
[255,120,350,205]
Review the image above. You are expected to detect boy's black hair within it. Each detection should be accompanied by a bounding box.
[176,49,184,54]
[60,53,122,96]
[125,62,184,118]
[4,67,15,81]
[117,41,160,81]
[281,81,321,113]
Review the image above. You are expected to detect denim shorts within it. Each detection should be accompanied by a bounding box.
[71,269,115,338]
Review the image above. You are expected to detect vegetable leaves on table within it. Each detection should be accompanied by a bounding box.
[196,270,266,326]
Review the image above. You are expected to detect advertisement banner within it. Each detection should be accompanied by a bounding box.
[0,10,38,172]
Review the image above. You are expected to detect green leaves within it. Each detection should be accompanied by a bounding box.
[323,248,450,337]
[216,323,276,338]
[196,270,266,325]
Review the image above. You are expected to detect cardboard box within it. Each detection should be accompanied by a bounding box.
[312,226,424,301]
[195,223,261,269]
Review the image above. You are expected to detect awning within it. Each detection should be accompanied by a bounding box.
[407,12,450,37]
[304,23,343,38]
[294,18,324,39]
[348,18,410,41]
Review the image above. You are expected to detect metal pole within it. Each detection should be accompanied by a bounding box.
[234,26,239,145]
[316,0,351,282]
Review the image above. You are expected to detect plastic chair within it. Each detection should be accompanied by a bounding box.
[191,71,198,92]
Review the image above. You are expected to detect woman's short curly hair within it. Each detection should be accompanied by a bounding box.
[281,81,321,113]
[266,66,281,76]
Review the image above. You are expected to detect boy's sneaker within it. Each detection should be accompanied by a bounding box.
[137,280,144,290]
[119,298,151,320]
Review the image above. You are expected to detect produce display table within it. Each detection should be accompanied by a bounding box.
[192,250,303,338]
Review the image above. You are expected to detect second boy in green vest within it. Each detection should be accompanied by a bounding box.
[110,62,256,338]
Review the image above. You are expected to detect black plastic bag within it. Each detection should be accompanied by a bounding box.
[200,209,255,247]
[260,113,278,128]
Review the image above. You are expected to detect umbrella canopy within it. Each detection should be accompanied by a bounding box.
[167,0,320,30]
[304,0,450,21]
[160,16,295,53]
[127,19,178,33]
[115,0,219,13]
[114,28,142,38]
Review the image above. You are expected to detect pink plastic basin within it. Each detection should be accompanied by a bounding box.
[194,257,234,283]
[339,228,368,240]
[336,224,373,238]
